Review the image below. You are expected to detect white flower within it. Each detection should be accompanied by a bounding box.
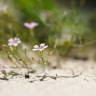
[24,22,38,29]
[8,37,21,47]
[33,43,48,51]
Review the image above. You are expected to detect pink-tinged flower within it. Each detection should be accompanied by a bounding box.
[33,43,48,51]
[24,22,38,29]
[8,37,21,47]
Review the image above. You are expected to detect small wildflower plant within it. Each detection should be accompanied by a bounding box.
[7,37,33,69]
[24,21,38,44]
[33,43,48,72]
[7,37,22,65]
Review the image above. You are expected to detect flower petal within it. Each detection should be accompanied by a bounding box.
[40,43,45,47]
[33,45,39,49]
[43,45,48,49]
[24,22,38,29]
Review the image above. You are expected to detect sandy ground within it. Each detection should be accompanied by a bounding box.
[0,59,96,96]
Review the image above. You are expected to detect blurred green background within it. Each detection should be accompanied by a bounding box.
[0,0,96,57]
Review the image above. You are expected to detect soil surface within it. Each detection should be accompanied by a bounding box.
[0,59,96,96]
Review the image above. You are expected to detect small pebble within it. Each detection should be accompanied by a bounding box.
[25,74,30,79]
